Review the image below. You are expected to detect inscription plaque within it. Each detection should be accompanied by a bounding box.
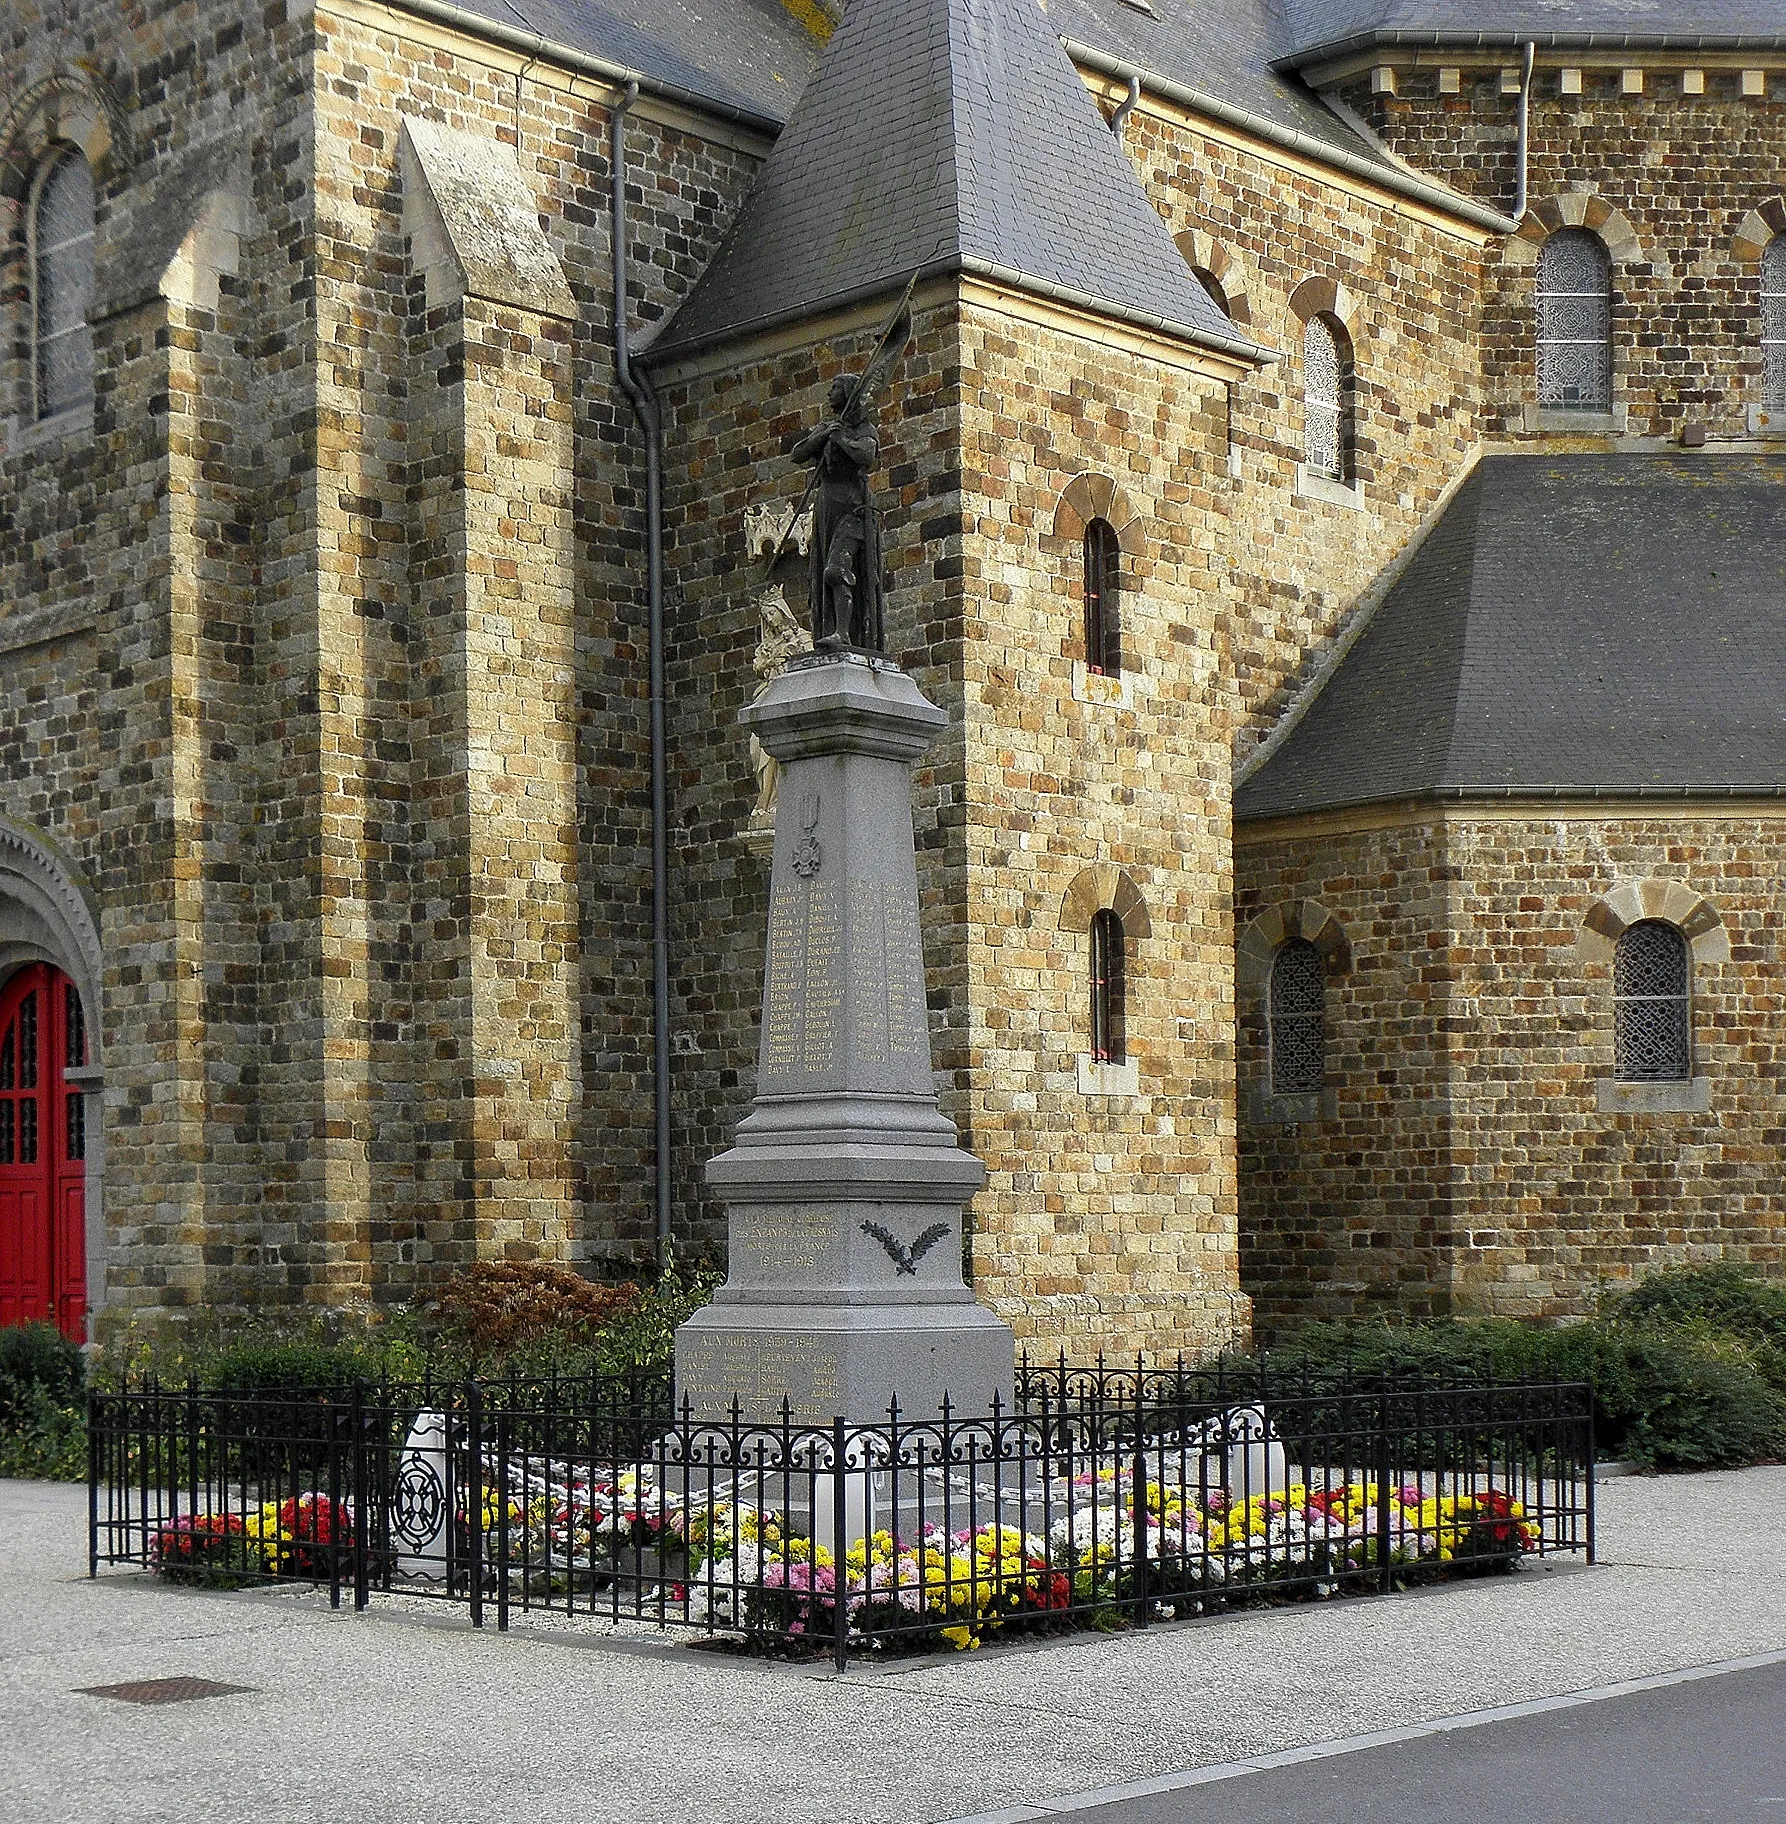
[678,1332,843,1423]
[881,886,927,1056]
[739,1209,834,1275]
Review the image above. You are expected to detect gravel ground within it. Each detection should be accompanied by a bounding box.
[4,1468,1783,1824]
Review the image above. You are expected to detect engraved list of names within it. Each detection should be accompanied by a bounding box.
[763,875,929,1084]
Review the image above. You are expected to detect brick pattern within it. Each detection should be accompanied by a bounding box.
[1345,68,1786,438]
[4,0,1785,1348]
[1238,812,1786,1331]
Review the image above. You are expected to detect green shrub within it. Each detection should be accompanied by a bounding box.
[0,1383,86,1480]
[0,1327,88,1481]
[1577,1328,1786,1469]
[1605,1262,1786,1345]
[1258,1284,1786,1472]
[0,1322,84,1425]
[92,1257,722,1393]
[1259,1317,1558,1388]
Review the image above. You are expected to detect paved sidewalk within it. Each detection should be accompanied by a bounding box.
[4,1469,1784,1824]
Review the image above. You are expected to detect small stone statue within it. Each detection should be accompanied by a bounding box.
[747,584,810,824]
[782,288,913,655]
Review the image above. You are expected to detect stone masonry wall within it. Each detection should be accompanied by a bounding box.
[302,7,772,1294]
[1238,808,1786,1332]
[1343,64,1786,440]
[953,302,1243,1356]
[1118,98,1486,761]
[0,0,777,1318]
[1235,817,1457,1335]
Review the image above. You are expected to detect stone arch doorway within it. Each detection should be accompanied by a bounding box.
[0,815,104,1338]
[0,962,88,1339]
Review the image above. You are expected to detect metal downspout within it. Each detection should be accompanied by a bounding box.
[1514,41,1535,224]
[610,84,674,1275]
[1109,74,1142,141]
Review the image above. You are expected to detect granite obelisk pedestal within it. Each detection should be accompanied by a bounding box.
[676,652,1015,1423]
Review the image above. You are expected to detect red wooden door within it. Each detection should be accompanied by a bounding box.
[0,965,87,1341]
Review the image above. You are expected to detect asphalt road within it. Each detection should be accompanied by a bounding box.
[1055,1660,1786,1823]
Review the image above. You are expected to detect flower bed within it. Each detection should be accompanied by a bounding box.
[99,1366,1590,1665]
[152,1494,357,1587]
[148,1457,1536,1657]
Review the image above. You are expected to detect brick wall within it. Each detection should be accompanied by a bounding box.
[1118,98,1486,759]
[1342,65,1786,439]
[1238,807,1786,1331]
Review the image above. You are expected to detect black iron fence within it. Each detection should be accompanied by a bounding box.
[89,1358,1593,1668]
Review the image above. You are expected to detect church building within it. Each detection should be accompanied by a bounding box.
[2,0,1783,1353]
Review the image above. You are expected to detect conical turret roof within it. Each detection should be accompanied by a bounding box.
[647,0,1267,363]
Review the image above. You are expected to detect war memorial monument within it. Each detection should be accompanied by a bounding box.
[676,309,1016,1425]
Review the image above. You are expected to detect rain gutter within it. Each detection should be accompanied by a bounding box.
[1062,36,1517,235]
[377,0,784,134]
[1283,28,1786,67]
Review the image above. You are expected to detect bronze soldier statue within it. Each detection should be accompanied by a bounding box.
[779,284,913,656]
[791,374,883,653]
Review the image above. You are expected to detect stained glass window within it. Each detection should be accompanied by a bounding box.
[1083,518,1121,678]
[1090,909,1126,1065]
[1269,940,1325,1095]
[34,150,96,420]
[1303,315,1349,481]
[1762,236,1786,412]
[1537,230,1612,410]
[1613,920,1691,1083]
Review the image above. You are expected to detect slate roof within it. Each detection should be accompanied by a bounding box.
[1045,0,1407,179]
[436,0,823,123]
[420,2,1786,154]
[645,0,1267,363]
[1234,455,1786,822]
[1282,0,1786,66]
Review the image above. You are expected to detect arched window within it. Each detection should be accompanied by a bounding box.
[1089,908,1126,1065]
[32,150,96,421]
[1190,267,1231,318]
[1613,920,1691,1082]
[1536,229,1612,411]
[1269,939,1325,1095]
[1083,517,1121,678]
[1302,314,1351,482]
[1762,235,1786,411]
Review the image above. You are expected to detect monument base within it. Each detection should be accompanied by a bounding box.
[676,1296,1015,1426]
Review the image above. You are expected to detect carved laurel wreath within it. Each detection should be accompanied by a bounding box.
[860,1220,951,1276]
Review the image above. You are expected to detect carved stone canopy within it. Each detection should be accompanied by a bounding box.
[745,501,814,562]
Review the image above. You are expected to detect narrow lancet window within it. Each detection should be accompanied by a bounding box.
[1089,908,1126,1065]
[1269,939,1325,1095]
[1536,229,1612,411]
[33,150,96,420]
[1083,518,1121,678]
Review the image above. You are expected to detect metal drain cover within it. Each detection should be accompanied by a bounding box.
[77,1678,256,1706]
